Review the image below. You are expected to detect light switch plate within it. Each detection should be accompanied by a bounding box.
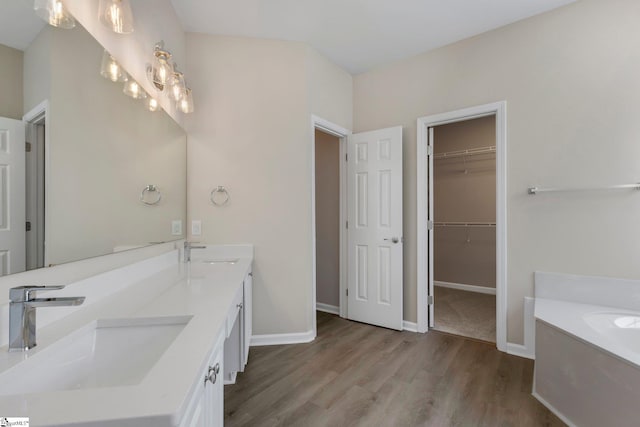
[171,220,183,236]
[191,220,202,236]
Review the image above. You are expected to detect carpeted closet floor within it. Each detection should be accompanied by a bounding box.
[433,286,496,342]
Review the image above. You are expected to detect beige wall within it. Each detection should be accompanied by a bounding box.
[353,0,640,344]
[434,117,496,288]
[315,129,340,307]
[186,34,352,336]
[0,44,23,120]
[23,28,51,115]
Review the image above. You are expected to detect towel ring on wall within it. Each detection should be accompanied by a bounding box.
[140,184,162,205]
[210,186,230,206]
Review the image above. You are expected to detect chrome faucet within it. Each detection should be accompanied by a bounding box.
[184,241,206,263]
[8,285,85,352]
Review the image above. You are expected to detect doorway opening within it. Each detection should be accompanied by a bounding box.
[311,116,349,338]
[417,101,507,352]
[430,116,496,342]
[24,101,48,271]
[314,128,342,317]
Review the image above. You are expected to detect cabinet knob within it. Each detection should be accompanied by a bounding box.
[237,303,243,309]
[205,363,220,385]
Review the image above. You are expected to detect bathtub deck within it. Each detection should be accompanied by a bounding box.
[224,311,565,426]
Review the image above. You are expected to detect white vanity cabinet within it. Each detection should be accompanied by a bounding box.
[224,270,253,383]
[180,332,225,427]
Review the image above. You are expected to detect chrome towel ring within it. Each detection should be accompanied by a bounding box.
[211,186,230,206]
[140,184,162,205]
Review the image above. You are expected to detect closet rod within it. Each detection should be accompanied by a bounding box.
[434,222,496,228]
[433,146,496,160]
[527,183,640,195]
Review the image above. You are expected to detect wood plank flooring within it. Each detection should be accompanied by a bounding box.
[224,312,565,426]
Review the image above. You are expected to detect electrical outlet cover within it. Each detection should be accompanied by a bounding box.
[171,220,183,235]
[191,220,202,236]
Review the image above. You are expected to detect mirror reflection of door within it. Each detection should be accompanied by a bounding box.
[0,116,26,276]
[25,112,46,271]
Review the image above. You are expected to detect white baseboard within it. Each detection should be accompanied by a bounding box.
[316,303,340,315]
[506,342,534,359]
[532,391,577,427]
[224,371,237,385]
[403,320,418,332]
[250,330,315,347]
[435,281,496,295]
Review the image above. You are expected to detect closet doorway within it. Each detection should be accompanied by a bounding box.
[416,102,507,351]
[430,116,496,342]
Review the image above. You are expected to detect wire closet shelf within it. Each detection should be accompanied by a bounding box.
[434,222,496,228]
[433,145,496,160]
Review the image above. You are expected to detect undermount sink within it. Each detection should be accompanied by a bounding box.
[0,315,191,396]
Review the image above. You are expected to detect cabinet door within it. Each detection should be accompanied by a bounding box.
[181,335,224,427]
[241,271,253,368]
[205,343,224,427]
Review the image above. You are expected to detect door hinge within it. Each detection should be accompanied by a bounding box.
[346,288,349,296]
[345,153,348,162]
[26,221,32,232]
[427,145,433,156]
[427,220,433,231]
[346,221,348,229]
[428,295,434,305]
[25,142,32,153]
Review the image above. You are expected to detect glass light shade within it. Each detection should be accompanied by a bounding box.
[123,79,147,100]
[147,45,173,91]
[100,50,128,83]
[99,0,134,34]
[168,71,186,102]
[145,97,160,112]
[179,88,194,114]
[34,0,76,29]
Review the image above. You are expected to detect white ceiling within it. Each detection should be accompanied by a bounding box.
[0,0,45,51]
[171,0,577,74]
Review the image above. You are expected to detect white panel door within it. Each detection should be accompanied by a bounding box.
[0,117,26,276]
[347,126,403,330]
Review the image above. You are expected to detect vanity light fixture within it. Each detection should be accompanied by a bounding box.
[145,97,160,112]
[147,41,173,91]
[179,88,194,114]
[34,0,75,29]
[123,78,147,100]
[100,50,128,82]
[99,0,135,34]
[167,65,186,102]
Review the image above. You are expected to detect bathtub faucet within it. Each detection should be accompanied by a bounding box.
[8,285,85,352]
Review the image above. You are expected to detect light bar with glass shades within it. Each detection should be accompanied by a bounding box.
[34,0,75,29]
[179,88,194,114]
[100,50,128,82]
[99,0,135,34]
[147,41,173,91]
[123,78,147,100]
[168,65,186,102]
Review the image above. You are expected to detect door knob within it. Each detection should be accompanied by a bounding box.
[384,237,400,244]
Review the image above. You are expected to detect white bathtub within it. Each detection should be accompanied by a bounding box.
[584,312,640,355]
[535,298,640,367]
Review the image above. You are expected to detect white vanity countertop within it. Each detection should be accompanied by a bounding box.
[0,251,252,427]
[535,298,640,368]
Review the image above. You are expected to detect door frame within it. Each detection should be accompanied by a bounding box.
[23,100,50,267]
[416,101,507,352]
[310,115,351,338]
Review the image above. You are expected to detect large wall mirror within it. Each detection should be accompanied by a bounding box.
[0,1,187,276]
